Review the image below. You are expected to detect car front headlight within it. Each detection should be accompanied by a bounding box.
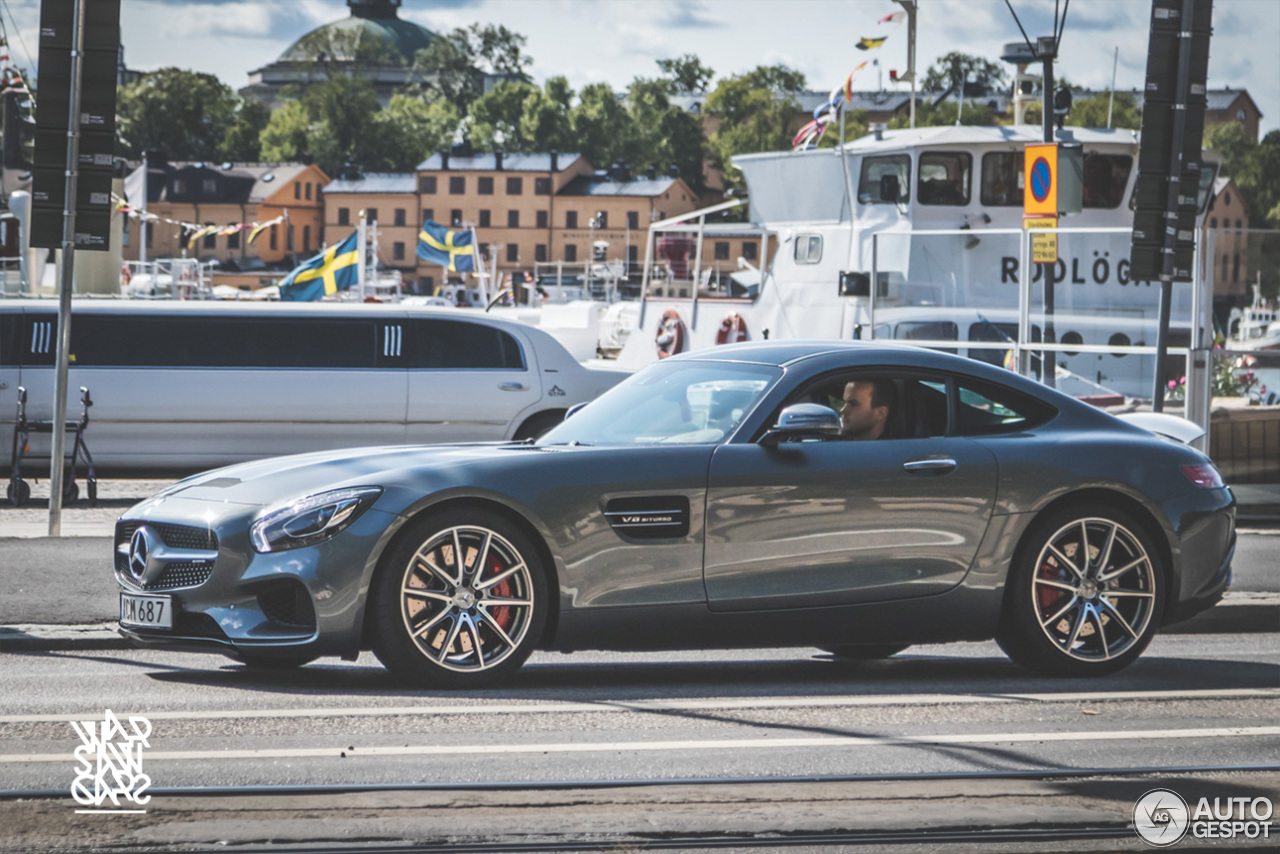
[250,487,383,553]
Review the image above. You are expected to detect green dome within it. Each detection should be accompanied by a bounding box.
[280,0,435,66]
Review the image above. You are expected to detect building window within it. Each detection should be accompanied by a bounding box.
[535,244,547,262]
[449,176,466,194]
[451,209,462,226]
[627,211,639,229]
[294,182,301,200]
[1233,253,1240,283]
[478,243,489,259]
[367,208,379,223]
[536,210,548,228]
[1236,218,1243,230]
[478,176,494,195]
[305,183,312,200]
[506,244,518,263]
[203,225,216,250]
[743,241,758,261]
[202,178,217,195]
[1210,217,1217,229]
[565,244,577,262]
[419,176,437,194]
[1223,254,1229,281]
[144,222,153,249]
[394,208,406,226]
[1225,192,1232,206]
[534,177,551,195]
[228,231,240,250]
[393,241,405,261]
[507,210,520,228]
[423,208,434,223]
[302,225,311,252]
[338,207,350,226]
[566,210,578,228]
[172,179,186,195]
[269,226,277,250]
[479,210,491,227]
[506,176,523,195]
[714,241,730,260]
[595,211,607,229]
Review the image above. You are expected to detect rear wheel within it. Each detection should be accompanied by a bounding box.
[371,507,547,688]
[7,479,30,507]
[822,644,909,660]
[997,507,1164,677]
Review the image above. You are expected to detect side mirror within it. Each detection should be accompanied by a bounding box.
[760,403,842,447]
[564,402,588,420]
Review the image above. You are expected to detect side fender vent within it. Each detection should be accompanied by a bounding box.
[604,496,690,540]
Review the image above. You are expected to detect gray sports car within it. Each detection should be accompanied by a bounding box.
[115,341,1235,684]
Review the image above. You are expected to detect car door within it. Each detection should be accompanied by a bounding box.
[702,373,999,611]
[406,317,540,443]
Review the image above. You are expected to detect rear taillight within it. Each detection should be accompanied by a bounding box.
[1181,464,1224,489]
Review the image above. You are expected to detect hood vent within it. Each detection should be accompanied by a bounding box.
[604,496,690,540]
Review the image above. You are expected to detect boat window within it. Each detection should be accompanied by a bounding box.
[858,155,910,204]
[980,152,1023,206]
[793,234,822,264]
[954,378,1055,436]
[1060,330,1083,356]
[1109,331,1130,358]
[413,319,525,370]
[918,152,972,206]
[1082,154,1132,208]
[967,321,1041,366]
[65,316,379,368]
[896,321,957,354]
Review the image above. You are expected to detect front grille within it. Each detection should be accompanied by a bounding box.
[115,520,218,554]
[257,582,316,630]
[140,562,215,591]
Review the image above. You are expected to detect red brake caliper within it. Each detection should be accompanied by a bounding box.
[488,554,513,632]
[1037,559,1069,612]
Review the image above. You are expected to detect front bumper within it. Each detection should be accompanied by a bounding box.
[113,497,399,661]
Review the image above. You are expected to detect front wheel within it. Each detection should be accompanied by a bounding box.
[371,508,547,688]
[997,507,1165,677]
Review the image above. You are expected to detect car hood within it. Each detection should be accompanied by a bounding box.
[154,442,536,508]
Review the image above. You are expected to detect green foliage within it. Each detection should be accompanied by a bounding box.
[624,77,707,190]
[468,80,541,151]
[1205,124,1280,229]
[888,98,998,129]
[366,95,459,171]
[1065,92,1141,130]
[218,100,271,162]
[569,82,634,171]
[413,23,531,114]
[656,54,715,93]
[518,77,576,154]
[705,66,804,190]
[741,64,807,94]
[289,24,402,70]
[116,68,241,160]
[921,52,1008,95]
[259,99,313,164]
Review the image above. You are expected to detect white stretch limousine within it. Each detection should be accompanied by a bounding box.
[1,301,630,477]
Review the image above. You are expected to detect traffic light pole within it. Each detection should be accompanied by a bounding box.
[1039,36,1057,389]
[48,0,86,536]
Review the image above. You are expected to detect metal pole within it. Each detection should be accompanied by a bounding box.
[1153,0,1199,413]
[357,210,367,301]
[49,0,87,537]
[139,150,148,266]
[1107,46,1118,129]
[1040,39,1056,389]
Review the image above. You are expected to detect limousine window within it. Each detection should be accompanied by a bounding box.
[414,319,524,370]
[64,316,378,368]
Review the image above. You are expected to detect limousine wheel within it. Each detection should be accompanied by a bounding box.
[514,411,564,441]
[997,506,1165,677]
[6,479,30,507]
[371,508,547,688]
[821,644,910,660]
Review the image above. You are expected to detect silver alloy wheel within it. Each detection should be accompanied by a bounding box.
[398,525,535,673]
[1031,517,1157,662]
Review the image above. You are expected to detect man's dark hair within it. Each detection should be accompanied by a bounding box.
[868,378,899,413]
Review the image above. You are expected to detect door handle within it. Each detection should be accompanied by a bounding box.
[903,457,957,475]
[499,382,529,392]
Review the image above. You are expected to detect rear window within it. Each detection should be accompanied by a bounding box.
[954,378,1055,436]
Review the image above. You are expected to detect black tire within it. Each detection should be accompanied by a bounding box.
[62,479,79,503]
[371,506,548,688]
[513,410,565,441]
[7,479,31,507]
[237,654,316,670]
[996,505,1165,677]
[87,481,98,507]
[822,644,910,660]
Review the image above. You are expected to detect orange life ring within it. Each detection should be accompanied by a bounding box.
[654,309,687,359]
[715,311,748,345]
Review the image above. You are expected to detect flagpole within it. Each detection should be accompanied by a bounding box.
[357,210,367,301]
[470,224,487,305]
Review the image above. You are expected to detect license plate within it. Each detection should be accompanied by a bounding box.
[120,593,172,630]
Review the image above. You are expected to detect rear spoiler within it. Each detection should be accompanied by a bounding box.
[1115,412,1205,444]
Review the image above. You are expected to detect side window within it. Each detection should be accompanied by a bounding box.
[1082,154,1132,208]
[858,154,910,204]
[778,372,946,441]
[918,152,972,206]
[954,378,1055,436]
[793,234,822,264]
[414,319,525,370]
[980,152,1023,206]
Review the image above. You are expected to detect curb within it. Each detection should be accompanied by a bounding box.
[2,595,1276,653]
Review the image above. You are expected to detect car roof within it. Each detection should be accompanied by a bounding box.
[668,339,956,368]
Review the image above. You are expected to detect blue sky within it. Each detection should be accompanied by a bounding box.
[3,0,1276,135]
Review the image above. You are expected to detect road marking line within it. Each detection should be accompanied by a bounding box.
[4,726,1279,764]
[2,688,1277,724]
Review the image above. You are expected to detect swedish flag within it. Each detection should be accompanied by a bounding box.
[417,220,476,272]
[278,231,360,301]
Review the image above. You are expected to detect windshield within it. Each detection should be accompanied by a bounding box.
[538,359,780,446]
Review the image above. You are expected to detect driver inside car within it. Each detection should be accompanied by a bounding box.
[839,379,899,440]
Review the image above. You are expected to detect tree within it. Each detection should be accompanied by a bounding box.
[468,80,541,151]
[743,64,807,94]
[366,95,459,172]
[519,77,575,153]
[922,52,1008,96]
[413,23,532,113]
[219,100,271,162]
[888,98,998,129]
[569,82,635,171]
[116,68,241,159]
[259,99,313,164]
[656,54,715,93]
[705,67,804,190]
[1064,91,1141,130]
[624,77,708,190]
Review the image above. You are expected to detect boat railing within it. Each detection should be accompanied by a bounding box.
[121,258,212,300]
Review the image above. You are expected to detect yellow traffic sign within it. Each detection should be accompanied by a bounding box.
[1024,214,1058,264]
[1024,143,1058,216]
